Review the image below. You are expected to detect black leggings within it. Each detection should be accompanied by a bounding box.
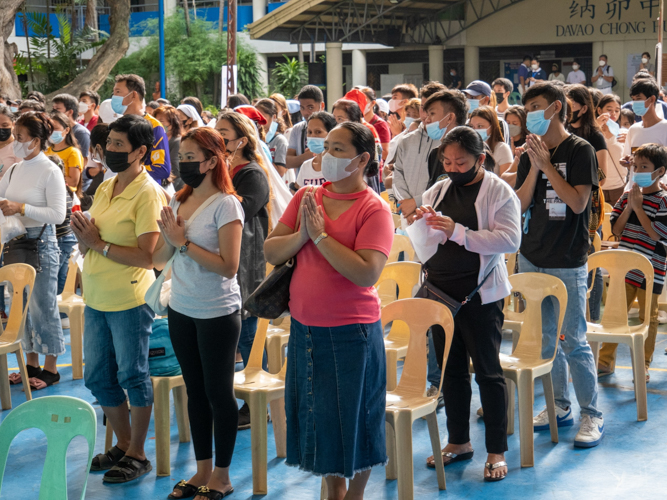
[168,307,242,468]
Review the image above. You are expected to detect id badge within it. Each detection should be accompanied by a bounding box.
[546,189,566,220]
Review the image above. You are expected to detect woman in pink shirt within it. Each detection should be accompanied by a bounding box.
[264,122,394,499]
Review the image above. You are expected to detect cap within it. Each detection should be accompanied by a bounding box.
[234,105,267,126]
[463,80,492,97]
[286,99,301,114]
[375,98,389,114]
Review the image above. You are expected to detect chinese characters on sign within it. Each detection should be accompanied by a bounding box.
[557,0,667,37]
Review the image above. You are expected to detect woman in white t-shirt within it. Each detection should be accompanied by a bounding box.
[469,106,513,175]
[270,93,293,143]
[0,105,20,178]
[596,94,626,205]
[296,111,337,188]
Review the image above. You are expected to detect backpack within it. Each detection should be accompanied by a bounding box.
[148,318,182,377]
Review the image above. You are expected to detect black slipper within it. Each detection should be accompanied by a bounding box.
[91,445,126,472]
[103,455,152,483]
[168,480,199,499]
[427,450,474,469]
[194,486,234,499]
[29,369,60,390]
[10,365,41,385]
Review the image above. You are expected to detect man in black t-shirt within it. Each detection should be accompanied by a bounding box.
[514,81,604,448]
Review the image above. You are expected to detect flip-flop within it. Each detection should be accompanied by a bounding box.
[484,460,507,482]
[194,486,234,499]
[426,450,474,468]
[10,365,41,385]
[168,480,199,499]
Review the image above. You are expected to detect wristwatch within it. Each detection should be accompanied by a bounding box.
[102,242,111,257]
[179,240,191,254]
[314,232,328,246]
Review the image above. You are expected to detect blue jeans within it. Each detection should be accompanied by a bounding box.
[22,225,65,356]
[239,316,267,371]
[83,303,154,408]
[518,255,602,418]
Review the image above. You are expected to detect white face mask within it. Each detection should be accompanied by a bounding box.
[642,57,649,64]
[12,139,35,159]
[572,64,580,71]
[78,102,90,114]
[321,153,361,183]
[531,64,538,71]
[599,60,606,67]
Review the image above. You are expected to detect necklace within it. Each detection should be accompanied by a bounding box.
[549,133,569,160]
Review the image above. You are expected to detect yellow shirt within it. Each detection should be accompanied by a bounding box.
[82,169,166,312]
[46,145,84,191]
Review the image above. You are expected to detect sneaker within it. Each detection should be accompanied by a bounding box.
[61,317,70,329]
[574,415,604,448]
[238,403,251,430]
[533,406,574,431]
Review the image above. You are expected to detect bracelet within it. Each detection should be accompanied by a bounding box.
[102,242,111,257]
[20,204,25,216]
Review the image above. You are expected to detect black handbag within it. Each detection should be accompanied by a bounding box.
[244,187,315,319]
[416,266,495,317]
[3,224,47,273]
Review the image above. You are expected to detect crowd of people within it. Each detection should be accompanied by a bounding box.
[0,49,664,498]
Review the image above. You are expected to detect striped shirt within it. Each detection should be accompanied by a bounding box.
[610,191,667,294]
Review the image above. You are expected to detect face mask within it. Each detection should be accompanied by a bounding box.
[632,99,649,116]
[642,57,649,64]
[526,102,555,136]
[403,117,415,129]
[364,103,373,115]
[426,114,450,141]
[606,119,620,137]
[321,152,361,183]
[105,150,136,173]
[9,107,18,113]
[508,124,522,137]
[78,102,90,114]
[467,98,480,112]
[447,160,479,187]
[531,64,538,71]
[475,128,489,142]
[306,137,325,154]
[13,140,35,159]
[450,71,455,76]
[633,171,658,188]
[50,131,64,144]
[265,121,278,143]
[179,161,209,188]
[388,99,402,113]
[572,64,580,71]
[599,60,606,67]
[495,92,505,104]
[0,128,11,142]
[111,93,132,114]
[570,110,581,124]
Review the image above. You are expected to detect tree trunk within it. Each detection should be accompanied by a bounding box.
[0,0,24,100]
[85,0,99,41]
[45,0,131,101]
[71,0,77,40]
[218,0,223,33]
[183,0,191,37]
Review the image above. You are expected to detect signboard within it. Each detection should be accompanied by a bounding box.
[221,65,238,108]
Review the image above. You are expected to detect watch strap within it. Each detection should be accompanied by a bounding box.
[314,233,328,246]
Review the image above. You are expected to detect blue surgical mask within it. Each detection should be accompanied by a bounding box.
[306,137,325,154]
[526,102,555,136]
[606,119,620,137]
[633,171,658,188]
[9,106,18,113]
[49,131,64,144]
[111,93,131,114]
[403,117,415,129]
[468,99,480,112]
[265,120,278,143]
[632,99,649,117]
[426,115,449,142]
[475,128,489,142]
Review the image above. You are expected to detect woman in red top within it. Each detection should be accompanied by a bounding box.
[264,122,394,500]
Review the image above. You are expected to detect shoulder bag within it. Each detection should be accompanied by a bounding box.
[244,186,314,319]
[144,192,223,316]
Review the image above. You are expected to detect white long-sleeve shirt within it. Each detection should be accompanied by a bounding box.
[0,152,66,227]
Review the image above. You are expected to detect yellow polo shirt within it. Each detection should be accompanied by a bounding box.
[82,169,166,312]
[46,145,84,191]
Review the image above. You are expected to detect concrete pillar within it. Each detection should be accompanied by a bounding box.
[351,49,367,88]
[252,0,267,22]
[298,44,304,64]
[326,42,343,111]
[428,45,445,84]
[257,52,269,95]
[165,0,178,16]
[464,45,479,84]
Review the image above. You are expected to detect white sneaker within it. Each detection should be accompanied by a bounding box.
[574,415,604,448]
[533,405,573,431]
[61,317,70,329]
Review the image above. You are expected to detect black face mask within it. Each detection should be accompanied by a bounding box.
[447,160,479,187]
[570,110,581,124]
[105,150,135,173]
[179,161,208,188]
[0,128,11,142]
[495,92,505,105]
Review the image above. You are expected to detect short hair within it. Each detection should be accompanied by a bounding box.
[600,54,608,60]
[147,101,160,110]
[90,123,109,150]
[15,111,54,151]
[522,81,567,122]
[181,96,203,116]
[0,104,16,122]
[18,99,45,112]
[391,84,418,99]
[572,59,580,65]
[642,51,651,59]
[420,81,446,100]
[115,74,146,100]
[634,143,667,170]
[335,122,379,178]
[405,98,421,115]
[422,89,468,127]
[619,108,636,124]
[157,98,170,105]
[308,111,337,132]
[523,55,532,62]
[25,91,45,104]
[154,105,182,137]
[492,78,513,93]
[107,114,154,162]
[630,78,660,100]
[227,93,249,108]
[298,85,324,103]
[79,90,100,107]
[332,99,362,123]
[52,94,79,116]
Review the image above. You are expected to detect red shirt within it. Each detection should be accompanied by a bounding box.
[369,114,391,144]
[78,114,99,132]
[280,184,394,327]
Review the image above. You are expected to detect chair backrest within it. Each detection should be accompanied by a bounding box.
[604,202,613,214]
[0,264,35,344]
[382,298,454,395]
[248,318,271,369]
[375,262,421,302]
[61,255,79,296]
[592,233,601,253]
[508,273,568,363]
[505,252,517,277]
[0,396,96,500]
[387,234,416,263]
[602,213,613,241]
[392,213,401,230]
[589,249,654,330]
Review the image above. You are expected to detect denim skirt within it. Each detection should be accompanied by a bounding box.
[285,318,388,478]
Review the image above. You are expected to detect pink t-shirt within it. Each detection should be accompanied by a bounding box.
[280,183,394,327]
[0,143,20,179]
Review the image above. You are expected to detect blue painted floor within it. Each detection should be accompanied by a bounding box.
[2,323,667,500]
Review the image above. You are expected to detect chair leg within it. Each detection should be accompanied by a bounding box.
[105,419,114,451]
[506,377,515,436]
[589,341,600,370]
[516,372,535,468]
[0,354,11,410]
[16,346,31,402]
[541,374,559,444]
[394,412,414,500]
[631,336,648,421]
[173,384,191,442]
[70,306,84,380]
[424,411,445,490]
[320,478,327,500]
[269,397,286,458]
[385,420,397,480]
[153,378,172,476]
[266,338,282,375]
[249,392,269,495]
[386,351,398,392]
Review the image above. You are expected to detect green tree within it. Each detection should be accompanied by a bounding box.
[271,56,308,98]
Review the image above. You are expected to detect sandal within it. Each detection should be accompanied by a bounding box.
[103,455,152,483]
[29,369,60,390]
[426,450,474,468]
[484,461,507,482]
[168,480,199,499]
[9,365,41,385]
[90,445,126,472]
[194,486,234,499]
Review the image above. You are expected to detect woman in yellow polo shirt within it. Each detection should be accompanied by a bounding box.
[46,111,84,191]
[70,114,166,485]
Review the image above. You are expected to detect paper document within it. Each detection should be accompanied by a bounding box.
[405,212,445,263]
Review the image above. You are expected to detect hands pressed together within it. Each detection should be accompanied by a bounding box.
[525,134,553,173]
[71,211,103,251]
[157,206,187,248]
[298,191,326,244]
